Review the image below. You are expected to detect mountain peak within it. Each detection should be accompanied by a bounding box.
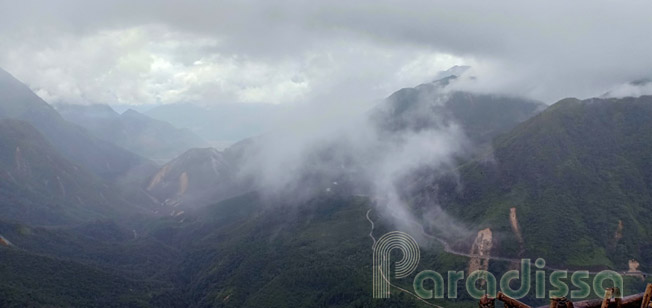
[121,108,143,117]
[0,67,19,84]
[55,103,119,119]
[435,65,470,79]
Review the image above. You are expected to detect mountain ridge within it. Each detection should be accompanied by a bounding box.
[0,67,155,181]
[433,95,652,269]
[56,103,207,163]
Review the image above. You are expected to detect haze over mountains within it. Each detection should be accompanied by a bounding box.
[0,119,131,225]
[2,63,652,307]
[0,68,154,182]
[145,103,285,149]
[56,103,207,163]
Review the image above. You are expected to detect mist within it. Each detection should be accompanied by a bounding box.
[230,71,475,243]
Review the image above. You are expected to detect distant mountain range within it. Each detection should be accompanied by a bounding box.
[145,102,285,149]
[56,103,207,163]
[0,68,154,182]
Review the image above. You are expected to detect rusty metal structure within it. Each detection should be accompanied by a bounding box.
[479,292,532,308]
[478,284,652,308]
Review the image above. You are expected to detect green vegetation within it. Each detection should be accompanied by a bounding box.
[438,96,652,269]
[0,191,479,307]
[0,248,152,307]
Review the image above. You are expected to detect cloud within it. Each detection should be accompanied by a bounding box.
[1,0,652,106]
[603,80,652,98]
[0,25,310,105]
[0,22,461,106]
[232,75,473,241]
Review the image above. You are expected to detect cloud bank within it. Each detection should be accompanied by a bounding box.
[2,0,652,106]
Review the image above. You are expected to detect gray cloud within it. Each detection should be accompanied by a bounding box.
[1,0,652,106]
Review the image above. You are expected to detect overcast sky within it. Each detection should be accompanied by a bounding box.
[1,0,652,106]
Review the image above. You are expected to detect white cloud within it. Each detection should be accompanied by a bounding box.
[603,81,652,99]
[0,24,465,106]
[2,0,652,106]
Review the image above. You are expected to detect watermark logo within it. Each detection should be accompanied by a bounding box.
[372,231,624,301]
[373,231,420,298]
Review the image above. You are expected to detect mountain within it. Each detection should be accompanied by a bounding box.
[144,75,542,151]
[56,104,207,163]
[0,217,182,307]
[141,73,546,213]
[141,75,546,210]
[146,193,414,307]
[150,94,652,306]
[126,77,553,306]
[372,75,546,146]
[0,119,149,225]
[0,68,154,181]
[8,66,651,307]
[0,190,456,307]
[434,95,652,269]
[144,147,238,211]
[0,248,154,307]
[84,191,470,307]
[145,103,285,148]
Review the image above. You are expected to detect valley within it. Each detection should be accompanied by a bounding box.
[1,18,652,306]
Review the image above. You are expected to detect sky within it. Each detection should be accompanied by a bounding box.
[1,0,652,107]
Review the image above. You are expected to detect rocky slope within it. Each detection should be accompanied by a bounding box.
[145,148,237,211]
